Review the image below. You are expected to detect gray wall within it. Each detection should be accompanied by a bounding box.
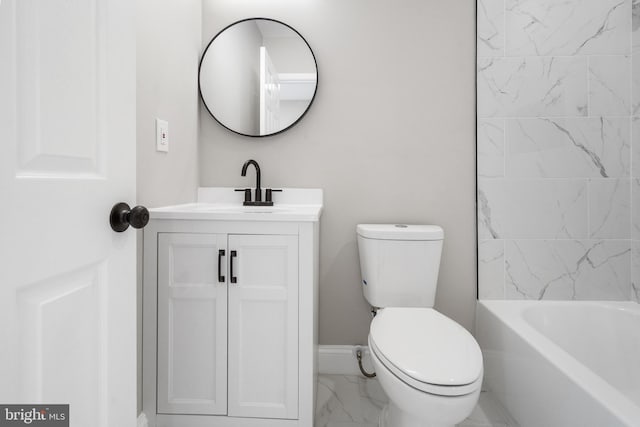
[136,0,201,412]
[200,0,477,344]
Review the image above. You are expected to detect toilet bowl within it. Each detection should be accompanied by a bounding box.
[368,308,483,427]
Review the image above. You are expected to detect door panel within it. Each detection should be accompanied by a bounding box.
[157,234,228,415]
[0,0,136,425]
[16,0,106,178]
[259,46,281,135]
[17,263,108,422]
[227,235,298,419]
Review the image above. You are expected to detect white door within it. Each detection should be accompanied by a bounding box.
[227,234,298,420]
[259,46,281,135]
[157,233,228,415]
[0,0,136,426]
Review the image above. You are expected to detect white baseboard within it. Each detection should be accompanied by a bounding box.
[318,345,375,376]
[137,412,149,427]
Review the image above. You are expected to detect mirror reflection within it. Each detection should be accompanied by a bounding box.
[199,18,318,137]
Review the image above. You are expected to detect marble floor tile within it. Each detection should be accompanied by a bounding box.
[458,391,520,427]
[316,374,385,427]
[315,374,519,427]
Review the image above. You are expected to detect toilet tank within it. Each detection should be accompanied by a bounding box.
[356,224,444,308]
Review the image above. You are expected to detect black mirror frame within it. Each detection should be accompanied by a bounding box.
[198,17,319,138]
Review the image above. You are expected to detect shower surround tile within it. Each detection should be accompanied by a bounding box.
[588,179,631,238]
[634,0,640,112]
[634,0,640,53]
[634,118,640,177]
[589,55,631,116]
[477,181,502,239]
[632,241,640,302]
[479,240,505,299]
[478,119,505,178]
[478,0,505,57]
[505,0,631,56]
[477,0,636,302]
[633,179,640,239]
[633,54,640,115]
[478,179,588,239]
[477,57,588,118]
[505,118,630,178]
[505,240,631,300]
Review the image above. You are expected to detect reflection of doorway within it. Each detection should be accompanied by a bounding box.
[259,46,280,135]
[278,73,317,129]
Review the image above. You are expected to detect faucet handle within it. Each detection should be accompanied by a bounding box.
[235,188,251,203]
[265,188,282,203]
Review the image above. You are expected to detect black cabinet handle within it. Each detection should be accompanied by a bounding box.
[230,250,237,284]
[218,249,225,283]
[110,202,149,232]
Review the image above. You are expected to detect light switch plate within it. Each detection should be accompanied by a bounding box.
[156,119,169,152]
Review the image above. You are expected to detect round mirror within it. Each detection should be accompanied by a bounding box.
[199,18,318,137]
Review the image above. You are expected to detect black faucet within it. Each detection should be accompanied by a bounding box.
[241,159,262,202]
[236,159,282,206]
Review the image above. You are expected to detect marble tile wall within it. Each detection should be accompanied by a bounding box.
[478,0,639,301]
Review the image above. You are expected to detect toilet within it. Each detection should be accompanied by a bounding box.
[356,224,483,427]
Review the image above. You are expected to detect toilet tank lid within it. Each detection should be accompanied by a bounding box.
[356,224,443,241]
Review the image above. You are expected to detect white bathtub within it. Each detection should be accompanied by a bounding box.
[476,300,640,427]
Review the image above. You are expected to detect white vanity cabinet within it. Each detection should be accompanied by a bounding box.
[142,188,321,427]
[156,232,299,419]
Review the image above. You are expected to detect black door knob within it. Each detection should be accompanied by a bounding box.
[110,202,150,232]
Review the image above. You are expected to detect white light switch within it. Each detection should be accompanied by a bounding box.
[156,119,169,152]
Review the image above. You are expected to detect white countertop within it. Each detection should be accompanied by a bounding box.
[149,187,323,222]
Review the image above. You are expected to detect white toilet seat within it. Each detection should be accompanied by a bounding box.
[370,338,481,396]
[369,307,483,397]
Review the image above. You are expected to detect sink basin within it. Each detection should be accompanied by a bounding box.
[148,188,323,222]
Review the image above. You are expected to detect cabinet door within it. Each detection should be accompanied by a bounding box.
[227,234,299,419]
[157,233,228,415]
